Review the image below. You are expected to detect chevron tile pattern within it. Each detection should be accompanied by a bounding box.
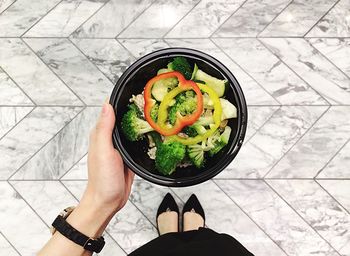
[0,0,349,255]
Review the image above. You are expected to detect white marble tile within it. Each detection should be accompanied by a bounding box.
[0,106,82,179]
[119,0,199,38]
[261,38,350,105]
[0,106,33,138]
[166,38,279,105]
[0,0,15,13]
[0,182,49,255]
[309,38,350,77]
[24,0,108,37]
[217,106,327,178]
[318,180,350,212]
[267,106,350,178]
[260,0,338,37]
[71,38,135,84]
[0,38,82,105]
[268,180,350,255]
[25,38,113,105]
[165,0,244,38]
[0,233,19,256]
[61,154,88,180]
[306,0,350,37]
[214,38,328,105]
[0,0,61,36]
[214,0,291,37]
[11,107,99,180]
[119,39,169,58]
[317,140,350,179]
[63,180,158,254]
[0,68,33,105]
[216,180,340,256]
[72,0,154,38]
[172,180,287,256]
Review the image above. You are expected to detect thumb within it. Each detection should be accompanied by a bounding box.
[95,103,116,147]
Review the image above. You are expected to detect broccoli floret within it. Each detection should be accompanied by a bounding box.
[168,57,192,80]
[187,144,205,168]
[182,124,207,137]
[150,103,159,122]
[168,92,198,125]
[121,104,154,141]
[155,141,186,175]
[208,126,231,156]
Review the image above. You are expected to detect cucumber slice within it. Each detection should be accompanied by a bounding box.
[190,63,198,80]
[194,69,226,97]
[151,77,178,101]
[220,98,237,120]
[157,68,171,75]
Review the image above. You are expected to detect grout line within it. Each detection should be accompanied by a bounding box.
[314,137,350,179]
[211,180,290,256]
[315,179,350,215]
[0,0,17,15]
[211,38,283,105]
[19,0,65,38]
[114,0,157,39]
[114,38,137,60]
[59,180,128,255]
[21,38,87,106]
[127,199,158,229]
[6,107,86,181]
[162,0,202,38]
[256,0,293,38]
[303,0,341,37]
[0,36,348,39]
[0,106,36,142]
[264,180,343,256]
[208,0,249,38]
[258,38,332,106]
[67,0,111,38]
[262,105,331,178]
[0,230,23,256]
[59,152,88,180]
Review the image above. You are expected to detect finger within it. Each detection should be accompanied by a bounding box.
[94,103,116,148]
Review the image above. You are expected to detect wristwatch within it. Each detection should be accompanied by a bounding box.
[51,206,105,253]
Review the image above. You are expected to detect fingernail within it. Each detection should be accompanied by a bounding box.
[101,103,109,116]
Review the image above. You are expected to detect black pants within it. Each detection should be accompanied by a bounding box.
[129,228,254,256]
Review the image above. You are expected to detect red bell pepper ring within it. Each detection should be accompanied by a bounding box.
[144,71,203,136]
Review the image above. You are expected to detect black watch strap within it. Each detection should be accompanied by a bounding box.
[52,215,105,253]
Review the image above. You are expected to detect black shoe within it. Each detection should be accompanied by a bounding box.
[183,194,205,225]
[156,193,179,235]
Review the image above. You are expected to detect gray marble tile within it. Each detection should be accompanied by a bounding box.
[70,38,135,84]
[11,107,99,180]
[72,0,154,38]
[166,38,279,105]
[0,106,33,138]
[261,38,350,105]
[214,38,329,105]
[317,140,350,179]
[165,0,244,38]
[306,0,350,37]
[25,38,113,105]
[0,233,19,256]
[61,154,88,180]
[267,106,350,178]
[23,0,108,37]
[318,180,350,212]
[216,180,340,256]
[268,180,350,255]
[172,180,287,256]
[217,106,327,178]
[309,38,350,77]
[214,0,292,37]
[63,180,157,254]
[0,0,61,36]
[0,68,33,105]
[119,0,199,38]
[0,38,82,105]
[0,106,82,179]
[119,39,169,58]
[0,182,49,255]
[260,0,338,37]
[0,0,15,13]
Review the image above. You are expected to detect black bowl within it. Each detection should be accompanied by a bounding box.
[110,48,247,187]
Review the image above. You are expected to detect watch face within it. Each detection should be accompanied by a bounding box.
[51,206,75,235]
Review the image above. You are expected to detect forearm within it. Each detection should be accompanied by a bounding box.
[38,195,115,256]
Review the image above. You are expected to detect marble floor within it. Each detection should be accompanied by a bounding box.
[1,0,350,255]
